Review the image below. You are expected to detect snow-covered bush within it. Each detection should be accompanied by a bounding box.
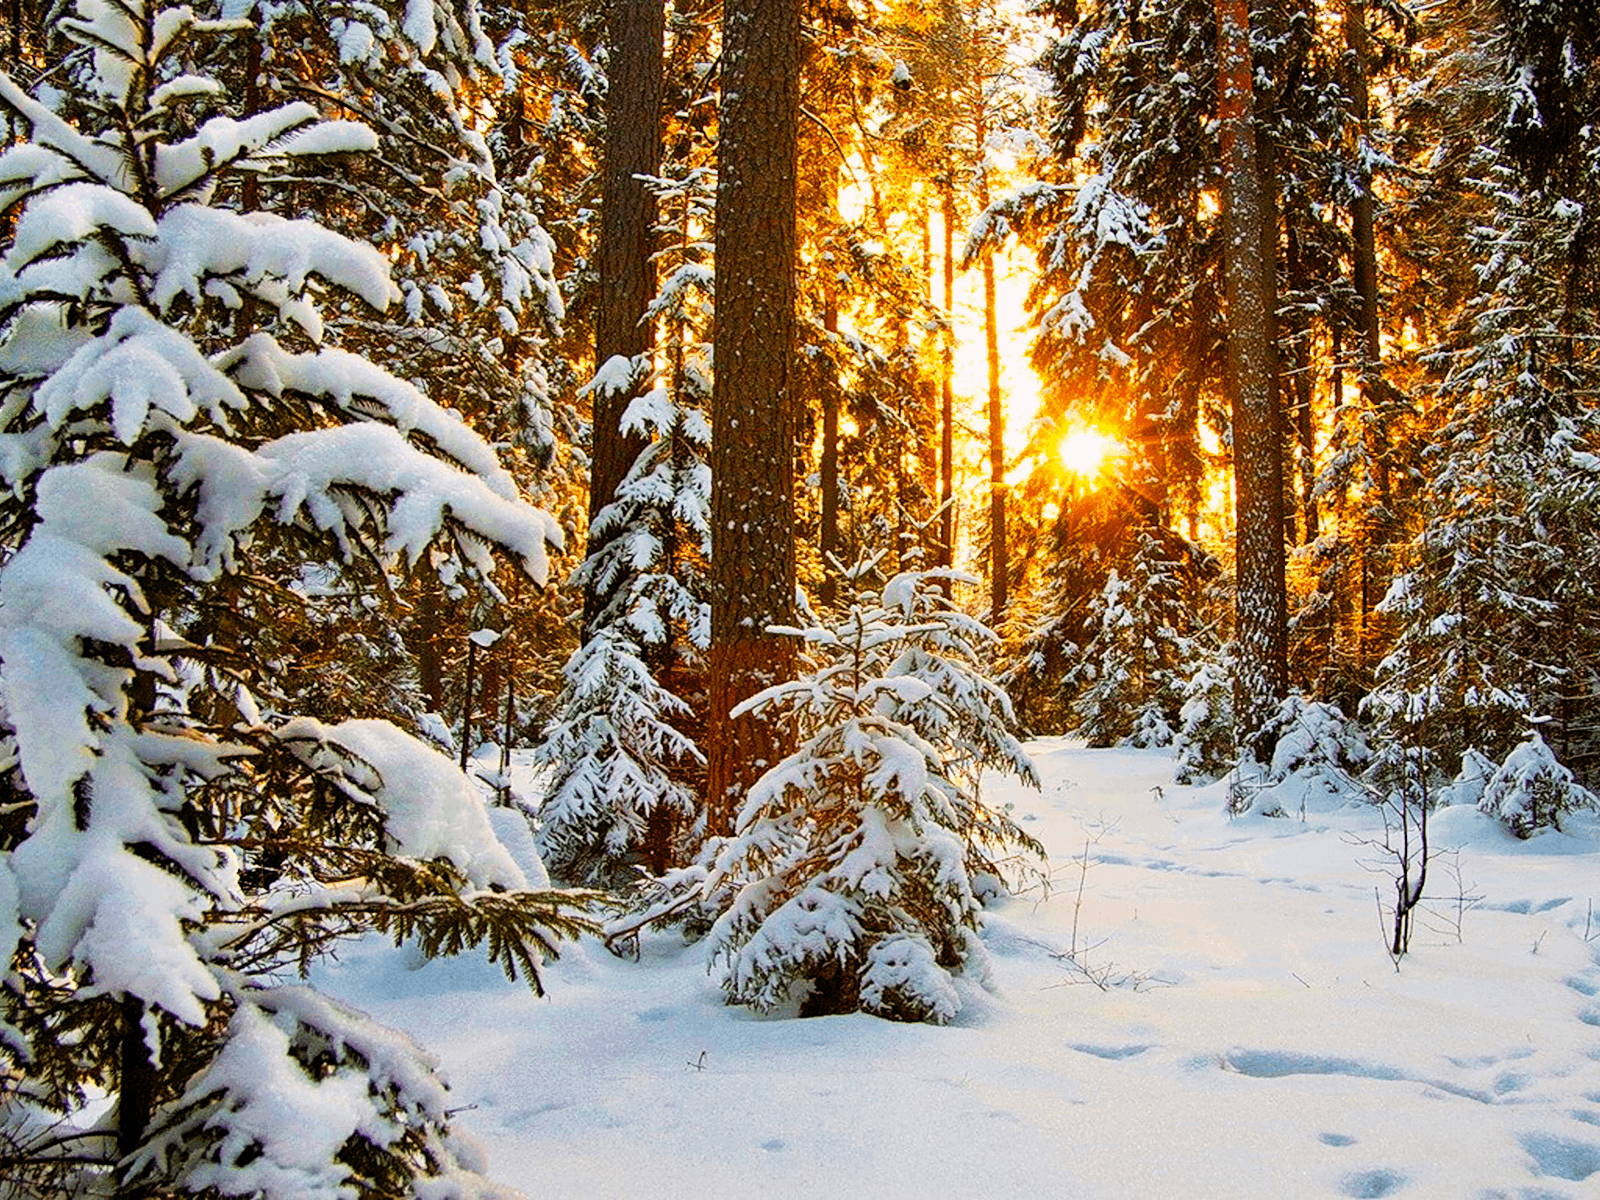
[1441,746,1498,808]
[699,563,1040,1024]
[1478,732,1599,838]
[0,5,589,1193]
[1223,697,1371,817]
[1264,696,1372,794]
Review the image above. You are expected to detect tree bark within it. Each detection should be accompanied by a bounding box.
[975,116,1007,624]
[1284,211,1320,543]
[707,0,801,836]
[939,179,957,576]
[117,996,155,1170]
[584,0,665,638]
[1215,0,1288,745]
[1344,0,1388,680]
[820,277,841,607]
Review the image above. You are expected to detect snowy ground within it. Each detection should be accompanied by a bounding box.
[321,740,1600,1198]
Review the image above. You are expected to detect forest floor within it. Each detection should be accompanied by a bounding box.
[320,740,1600,1198]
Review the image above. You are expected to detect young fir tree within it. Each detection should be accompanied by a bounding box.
[1478,731,1599,838]
[698,561,1040,1024]
[535,160,714,884]
[1067,527,1201,749]
[0,4,590,1192]
[1173,650,1236,784]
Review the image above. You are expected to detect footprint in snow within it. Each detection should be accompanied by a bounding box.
[1319,1133,1357,1148]
[1068,1043,1152,1060]
[1338,1168,1406,1198]
[1566,975,1599,998]
[1519,1131,1600,1182]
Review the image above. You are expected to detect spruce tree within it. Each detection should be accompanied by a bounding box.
[1069,527,1201,748]
[700,561,1040,1023]
[0,4,590,1190]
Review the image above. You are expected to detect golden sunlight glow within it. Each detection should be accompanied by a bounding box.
[1058,428,1122,482]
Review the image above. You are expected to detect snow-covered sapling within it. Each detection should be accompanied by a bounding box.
[699,562,1041,1024]
[1478,732,1599,838]
[1173,653,1234,785]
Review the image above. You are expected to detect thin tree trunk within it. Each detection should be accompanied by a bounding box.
[415,574,443,709]
[584,0,665,639]
[1216,0,1288,745]
[939,179,956,576]
[975,124,1007,623]
[1345,0,1387,683]
[820,279,841,607]
[706,0,801,837]
[1285,213,1319,543]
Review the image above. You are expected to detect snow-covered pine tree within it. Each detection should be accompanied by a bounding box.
[699,561,1040,1024]
[0,4,590,1192]
[535,163,714,884]
[1478,731,1599,839]
[1371,0,1600,783]
[1068,526,1199,748]
[1173,650,1235,784]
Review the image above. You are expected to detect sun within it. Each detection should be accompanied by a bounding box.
[1058,427,1122,482]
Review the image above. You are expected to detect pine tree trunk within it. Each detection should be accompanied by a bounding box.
[820,279,840,608]
[415,574,443,710]
[974,110,1006,622]
[1344,0,1387,682]
[707,0,801,836]
[984,244,1006,623]
[1285,212,1319,543]
[116,993,155,1176]
[1216,0,1288,745]
[585,0,665,638]
[939,179,956,576]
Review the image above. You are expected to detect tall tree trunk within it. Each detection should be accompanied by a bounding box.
[706,0,801,836]
[1254,124,1292,549]
[1284,212,1320,543]
[1216,0,1288,745]
[820,225,841,607]
[1344,0,1387,682]
[584,0,665,639]
[975,119,1007,623]
[939,179,957,576]
[820,291,840,606]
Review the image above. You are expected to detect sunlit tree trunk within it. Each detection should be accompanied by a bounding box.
[585,0,664,639]
[975,113,1007,623]
[820,278,841,607]
[939,178,957,576]
[1284,212,1319,543]
[1344,0,1390,683]
[1216,0,1288,744]
[706,0,801,835]
[819,169,842,608]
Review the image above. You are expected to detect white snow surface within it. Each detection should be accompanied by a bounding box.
[319,740,1600,1198]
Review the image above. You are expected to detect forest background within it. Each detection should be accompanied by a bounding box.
[0,0,1596,1194]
